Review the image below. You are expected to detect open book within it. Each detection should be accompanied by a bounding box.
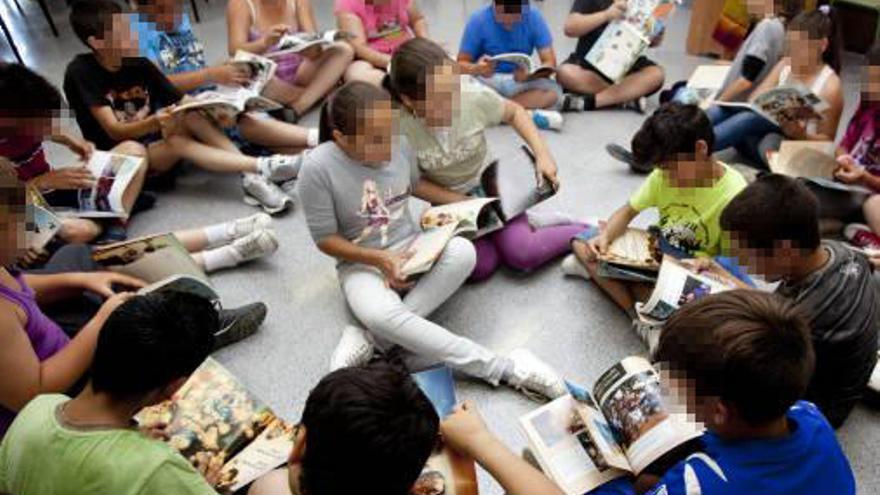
[584,0,679,82]
[635,256,746,324]
[173,87,281,119]
[520,357,702,495]
[39,151,145,219]
[488,53,556,80]
[767,141,873,194]
[411,366,479,495]
[274,30,352,56]
[597,228,662,283]
[92,233,210,287]
[231,50,278,94]
[715,84,828,127]
[26,204,61,251]
[136,358,296,493]
[683,64,731,108]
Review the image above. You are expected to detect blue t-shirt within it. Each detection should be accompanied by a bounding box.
[458,5,553,73]
[135,14,208,83]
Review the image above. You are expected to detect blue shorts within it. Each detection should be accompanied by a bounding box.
[478,73,563,109]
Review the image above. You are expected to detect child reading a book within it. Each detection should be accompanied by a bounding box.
[456,0,565,129]
[708,8,844,166]
[720,174,880,428]
[557,0,666,114]
[64,0,303,214]
[632,290,856,495]
[0,63,149,244]
[385,38,588,281]
[0,291,220,495]
[0,161,148,440]
[335,0,429,86]
[569,104,746,335]
[226,0,354,122]
[248,362,567,495]
[133,0,320,153]
[297,81,565,400]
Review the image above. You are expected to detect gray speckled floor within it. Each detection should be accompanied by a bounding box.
[5,0,879,492]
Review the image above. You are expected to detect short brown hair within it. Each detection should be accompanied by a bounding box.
[655,290,814,425]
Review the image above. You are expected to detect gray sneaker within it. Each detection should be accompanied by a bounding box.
[242,173,292,215]
[605,143,653,174]
[230,229,279,263]
[257,153,303,182]
[213,302,267,350]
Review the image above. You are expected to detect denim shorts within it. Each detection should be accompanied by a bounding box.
[478,73,563,109]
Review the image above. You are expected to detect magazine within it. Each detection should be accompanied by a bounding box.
[635,256,746,324]
[26,204,61,250]
[684,64,731,107]
[136,358,296,494]
[43,151,145,219]
[767,141,873,195]
[488,53,556,80]
[411,366,479,495]
[91,233,210,286]
[715,84,829,127]
[596,228,661,283]
[274,30,352,56]
[173,87,281,119]
[231,50,278,94]
[520,357,702,495]
[584,0,679,82]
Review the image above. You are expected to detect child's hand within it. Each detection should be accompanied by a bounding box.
[76,271,147,298]
[440,401,493,458]
[94,292,137,321]
[17,248,49,268]
[262,24,289,50]
[475,55,496,78]
[835,160,865,184]
[837,154,857,168]
[377,250,414,291]
[535,156,559,191]
[585,234,610,261]
[606,0,627,22]
[64,136,95,161]
[513,65,530,83]
[209,63,252,86]
[779,118,808,139]
[156,107,184,138]
[33,168,96,190]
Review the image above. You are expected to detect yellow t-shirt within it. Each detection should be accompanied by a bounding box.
[628,163,747,257]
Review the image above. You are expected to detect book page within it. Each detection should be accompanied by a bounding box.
[585,22,649,83]
[413,445,479,495]
[592,357,702,474]
[488,52,535,72]
[519,394,627,495]
[420,198,499,234]
[216,418,297,493]
[232,51,277,94]
[400,223,459,277]
[26,205,61,250]
[686,65,730,104]
[752,85,828,126]
[636,257,736,323]
[74,151,143,217]
[92,233,209,285]
[412,366,456,418]
[769,141,837,179]
[599,228,660,270]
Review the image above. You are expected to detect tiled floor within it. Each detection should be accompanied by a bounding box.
[2,0,877,493]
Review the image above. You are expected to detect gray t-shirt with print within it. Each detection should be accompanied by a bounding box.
[297,140,421,253]
[720,17,785,101]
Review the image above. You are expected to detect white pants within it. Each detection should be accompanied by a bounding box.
[339,237,507,384]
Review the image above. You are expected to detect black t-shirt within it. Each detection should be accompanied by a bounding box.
[569,0,613,62]
[63,54,181,150]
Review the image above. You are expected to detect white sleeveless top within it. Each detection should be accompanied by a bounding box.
[778,64,834,134]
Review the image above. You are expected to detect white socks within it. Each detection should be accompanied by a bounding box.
[202,245,243,273]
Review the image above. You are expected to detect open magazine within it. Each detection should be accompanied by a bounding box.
[680,64,731,108]
[585,0,679,82]
[411,366,479,495]
[38,151,145,219]
[635,257,746,324]
[596,228,662,283]
[274,30,352,56]
[136,358,296,494]
[519,357,702,495]
[715,84,828,127]
[92,233,210,286]
[767,141,873,194]
[26,204,61,251]
[488,53,556,80]
[231,50,277,94]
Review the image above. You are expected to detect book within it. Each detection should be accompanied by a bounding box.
[91,233,210,287]
[488,53,556,80]
[635,256,747,324]
[137,274,219,301]
[519,356,702,495]
[597,228,662,283]
[136,358,296,493]
[231,50,278,94]
[767,141,873,195]
[26,204,61,251]
[715,84,829,127]
[173,87,281,119]
[411,366,479,495]
[684,64,731,108]
[584,0,679,82]
[274,30,352,56]
[44,151,145,219]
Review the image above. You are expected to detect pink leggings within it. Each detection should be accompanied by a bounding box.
[470,214,589,282]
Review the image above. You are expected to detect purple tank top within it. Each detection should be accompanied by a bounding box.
[0,270,70,438]
[244,0,304,84]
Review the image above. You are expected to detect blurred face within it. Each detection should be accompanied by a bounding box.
[89,13,140,68]
[494,2,526,29]
[657,141,711,188]
[334,100,396,167]
[786,29,827,70]
[138,0,183,28]
[411,63,460,128]
[863,64,880,103]
[0,116,53,139]
[0,182,27,267]
[722,233,796,282]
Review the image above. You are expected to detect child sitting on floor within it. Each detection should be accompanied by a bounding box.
[64,0,302,214]
[720,174,880,428]
[568,104,746,349]
[624,290,855,495]
[0,291,219,495]
[456,0,564,130]
[248,361,567,495]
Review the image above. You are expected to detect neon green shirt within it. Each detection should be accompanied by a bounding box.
[0,394,215,495]
[628,162,747,257]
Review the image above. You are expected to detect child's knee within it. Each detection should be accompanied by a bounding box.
[112,140,146,157]
[443,237,477,271]
[864,195,880,217]
[331,41,355,62]
[60,219,102,244]
[345,60,374,82]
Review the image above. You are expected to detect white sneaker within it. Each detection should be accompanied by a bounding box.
[278,178,298,199]
[632,318,662,357]
[329,325,375,371]
[242,173,293,215]
[506,348,567,401]
[561,254,591,280]
[257,153,303,182]
[227,213,273,241]
[531,110,564,131]
[230,229,279,263]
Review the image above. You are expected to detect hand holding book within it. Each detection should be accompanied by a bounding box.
[377,248,416,290]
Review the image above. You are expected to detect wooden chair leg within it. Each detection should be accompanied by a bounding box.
[189,0,201,23]
[34,0,59,36]
[0,12,24,63]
